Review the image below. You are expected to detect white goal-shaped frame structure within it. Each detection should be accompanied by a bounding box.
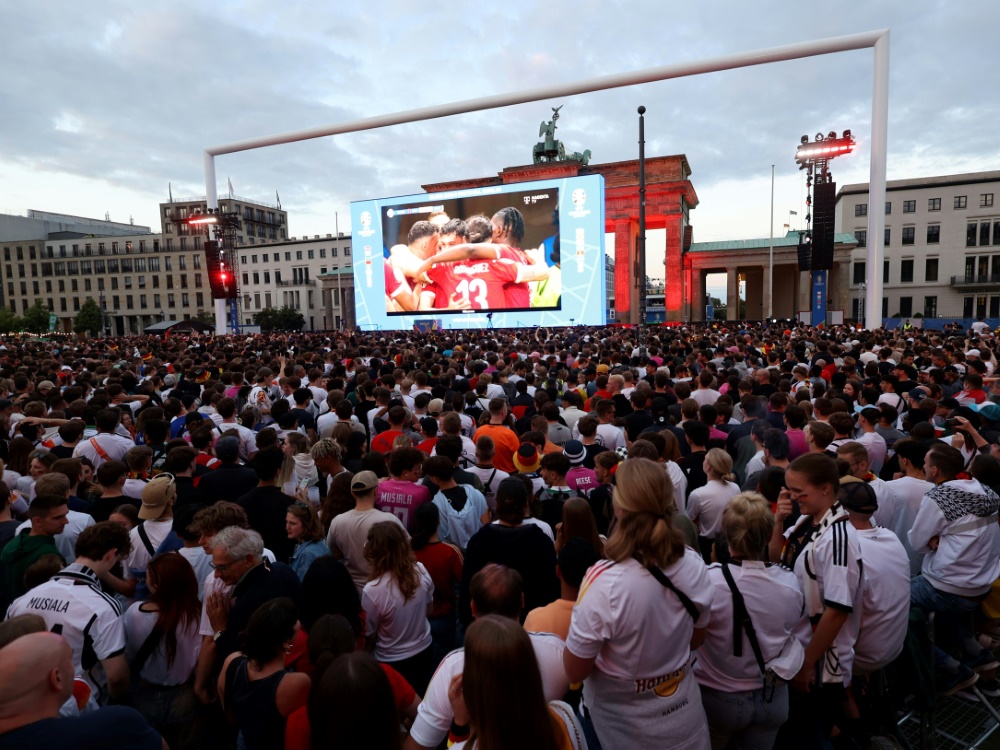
[203,29,889,331]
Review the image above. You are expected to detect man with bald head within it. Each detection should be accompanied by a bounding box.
[0,632,164,748]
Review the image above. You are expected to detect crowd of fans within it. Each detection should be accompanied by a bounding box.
[0,319,998,749]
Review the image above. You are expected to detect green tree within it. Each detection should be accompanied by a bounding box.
[21,300,51,334]
[74,298,103,335]
[193,309,215,326]
[253,306,305,332]
[0,306,21,333]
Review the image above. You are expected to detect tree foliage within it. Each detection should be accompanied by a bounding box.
[21,300,52,334]
[193,309,216,326]
[74,298,103,335]
[253,306,305,332]
[0,306,21,333]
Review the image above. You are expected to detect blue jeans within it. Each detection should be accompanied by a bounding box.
[910,574,985,669]
[700,683,789,750]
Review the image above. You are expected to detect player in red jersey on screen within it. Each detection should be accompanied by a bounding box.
[413,208,549,309]
[384,262,418,312]
[419,256,522,311]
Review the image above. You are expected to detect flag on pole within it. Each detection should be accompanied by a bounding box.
[276,190,281,209]
[168,182,173,202]
[228,177,234,196]
[789,210,798,216]
[783,223,790,229]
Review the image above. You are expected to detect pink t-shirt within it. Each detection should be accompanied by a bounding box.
[375,479,431,531]
[786,428,809,461]
[567,466,599,497]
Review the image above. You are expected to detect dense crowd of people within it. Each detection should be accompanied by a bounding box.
[0,318,999,749]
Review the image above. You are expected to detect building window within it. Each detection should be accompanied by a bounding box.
[149,257,160,271]
[308,250,314,259]
[296,251,303,260]
[982,222,992,246]
[252,255,258,263]
[332,248,338,258]
[284,252,291,261]
[241,256,247,265]
[955,195,967,209]
[194,275,202,288]
[854,230,867,247]
[884,228,891,246]
[84,279,91,292]
[925,258,939,282]
[928,198,941,211]
[927,225,940,244]
[196,293,204,307]
[901,227,915,245]
[883,260,890,283]
[165,256,172,271]
[154,294,161,308]
[152,276,159,288]
[969,222,979,247]
[111,277,119,290]
[994,222,1000,246]
[345,247,351,256]
[242,273,249,285]
[140,295,147,309]
[178,255,187,270]
[898,297,912,317]
[253,272,260,284]
[903,200,916,213]
[193,254,201,269]
[885,202,891,215]
[855,203,868,217]
[982,193,995,208]
[112,295,120,309]
[264,272,270,283]
[900,259,914,283]
[168,293,175,308]
[320,249,326,258]
[964,297,974,318]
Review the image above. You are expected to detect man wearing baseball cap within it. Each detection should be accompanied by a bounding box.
[101,474,177,600]
[326,470,406,593]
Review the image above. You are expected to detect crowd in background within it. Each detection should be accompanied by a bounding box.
[0,319,999,749]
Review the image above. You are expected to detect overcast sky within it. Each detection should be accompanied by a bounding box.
[2,0,999,298]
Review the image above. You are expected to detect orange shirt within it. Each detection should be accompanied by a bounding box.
[474,424,521,474]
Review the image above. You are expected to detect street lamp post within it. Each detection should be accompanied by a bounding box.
[637,105,647,355]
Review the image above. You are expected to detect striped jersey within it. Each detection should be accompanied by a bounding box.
[7,563,125,705]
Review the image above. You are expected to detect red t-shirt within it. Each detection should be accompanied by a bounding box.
[384,263,409,300]
[371,429,403,455]
[414,541,464,618]
[496,245,532,308]
[284,664,416,750]
[426,258,519,310]
[417,437,438,455]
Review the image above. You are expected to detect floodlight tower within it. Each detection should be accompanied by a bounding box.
[794,130,856,327]
[188,209,242,334]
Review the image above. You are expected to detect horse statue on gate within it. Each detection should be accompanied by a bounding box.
[532,106,592,166]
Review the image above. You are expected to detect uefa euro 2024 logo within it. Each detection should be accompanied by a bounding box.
[569,188,590,219]
[358,210,375,237]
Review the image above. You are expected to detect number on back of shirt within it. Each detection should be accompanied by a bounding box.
[456,279,489,309]
[393,508,409,528]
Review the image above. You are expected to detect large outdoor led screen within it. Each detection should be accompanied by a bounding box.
[350,174,605,330]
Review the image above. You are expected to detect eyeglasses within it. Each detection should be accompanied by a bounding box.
[209,559,239,573]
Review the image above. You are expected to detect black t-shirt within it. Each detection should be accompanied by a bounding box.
[288,408,316,432]
[0,519,19,555]
[624,410,654,442]
[236,486,296,563]
[50,444,75,459]
[582,443,608,470]
[87,495,141,523]
[0,707,162,750]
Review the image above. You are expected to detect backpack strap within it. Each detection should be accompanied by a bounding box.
[720,563,767,677]
[136,523,156,557]
[644,562,700,621]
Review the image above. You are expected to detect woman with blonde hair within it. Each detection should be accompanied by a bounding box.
[564,457,713,750]
[695,492,810,750]
[770,452,863,747]
[686,448,741,563]
[362,521,434,694]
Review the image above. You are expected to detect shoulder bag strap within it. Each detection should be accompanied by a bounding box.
[89,437,111,462]
[720,563,767,676]
[131,624,164,679]
[136,522,156,557]
[645,563,700,621]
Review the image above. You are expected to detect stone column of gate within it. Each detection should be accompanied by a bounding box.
[613,219,633,323]
[665,217,684,321]
[727,268,739,320]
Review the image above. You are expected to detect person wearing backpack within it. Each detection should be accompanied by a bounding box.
[100,474,178,601]
[695,492,810,750]
[466,435,509,516]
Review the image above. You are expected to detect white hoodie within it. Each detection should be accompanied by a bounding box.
[909,478,1000,597]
